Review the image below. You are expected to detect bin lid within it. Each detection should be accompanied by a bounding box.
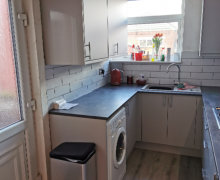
[50,142,96,164]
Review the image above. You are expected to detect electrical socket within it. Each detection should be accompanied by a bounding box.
[99,68,105,76]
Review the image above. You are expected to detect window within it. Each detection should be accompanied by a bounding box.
[126,0,184,62]
[0,0,22,129]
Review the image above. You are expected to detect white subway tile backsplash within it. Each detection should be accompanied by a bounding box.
[181,65,203,72]
[202,80,220,87]
[54,85,70,97]
[53,66,69,78]
[45,68,54,80]
[191,73,213,80]
[70,81,82,91]
[45,62,110,108]
[46,89,55,100]
[214,59,220,65]
[47,77,62,89]
[181,59,192,65]
[160,79,176,85]
[213,73,220,79]
[150,72,170,78]
[124,65,160,71]
[111,55,220,87]
[69,66,82,74]
[147,78,160,84]
[160,65,178,72]
[191,59,214,66]
[203,66,220,72]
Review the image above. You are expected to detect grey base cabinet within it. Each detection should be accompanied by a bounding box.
[142,94,168,145]
[141,93,203,150]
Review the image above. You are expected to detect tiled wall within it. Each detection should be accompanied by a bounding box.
[110,54,220,87]
[45,61,110,108]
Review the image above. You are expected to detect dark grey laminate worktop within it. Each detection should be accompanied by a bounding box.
[49,84,202,120]
[49,84,140,120]
[201,87,220,174]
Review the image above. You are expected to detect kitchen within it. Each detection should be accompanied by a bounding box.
[0,0,220,180]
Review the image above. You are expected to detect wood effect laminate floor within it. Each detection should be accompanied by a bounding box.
[123,149,202,180]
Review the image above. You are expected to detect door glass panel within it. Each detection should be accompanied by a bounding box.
[0,0,22,130]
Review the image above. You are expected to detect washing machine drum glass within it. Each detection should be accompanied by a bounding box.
[113,127,126,168]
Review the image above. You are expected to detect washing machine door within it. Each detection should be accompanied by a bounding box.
[113,127,126,169]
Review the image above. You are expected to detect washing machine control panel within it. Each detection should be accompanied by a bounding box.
[107,108,126,135]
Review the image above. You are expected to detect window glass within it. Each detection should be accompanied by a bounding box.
[126,0,182,17]
[0,0,22,129]
[128,22,179,61]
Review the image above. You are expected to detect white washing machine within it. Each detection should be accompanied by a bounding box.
[107,107,126,180]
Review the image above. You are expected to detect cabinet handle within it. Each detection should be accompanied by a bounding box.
[204,122,208,130]
[203,140,207,149]
[85,42,91,59]
[114,42,119,55]
[169,96,173,108]
[163,96,166,107]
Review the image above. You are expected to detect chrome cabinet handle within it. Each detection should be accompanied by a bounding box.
[114,42,119,55]
[85,42,91,59]
[203,140,207,149]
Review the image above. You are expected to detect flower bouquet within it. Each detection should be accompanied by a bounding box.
[152,33,163,59]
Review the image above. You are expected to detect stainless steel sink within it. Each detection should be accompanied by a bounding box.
[142,84,175,91]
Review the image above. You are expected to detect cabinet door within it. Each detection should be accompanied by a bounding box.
[195,97,203,149]
[108,0,127,57]
[167,95,196,149]
[41,0,85,65]
[125,96,137,158]
[200,0,220,56]
[83,0,108,61]
[142,94,168,144]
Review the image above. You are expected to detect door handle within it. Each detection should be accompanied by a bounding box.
[85,42,91,59]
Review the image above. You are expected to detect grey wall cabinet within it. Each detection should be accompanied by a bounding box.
[141,94,203,149]
[41,0,108,65]
[108,0,128,57]
[199,0,220,57]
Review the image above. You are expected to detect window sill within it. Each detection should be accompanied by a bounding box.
[109,56,181,64]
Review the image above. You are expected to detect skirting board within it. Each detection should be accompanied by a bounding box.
[135,141,202,158]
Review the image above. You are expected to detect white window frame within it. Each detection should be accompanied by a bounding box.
[127,1,185,62]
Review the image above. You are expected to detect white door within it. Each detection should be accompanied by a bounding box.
[0,0,38,180]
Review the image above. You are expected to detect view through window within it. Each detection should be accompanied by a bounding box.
[126,0,183,62]
[0,0,22,129]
